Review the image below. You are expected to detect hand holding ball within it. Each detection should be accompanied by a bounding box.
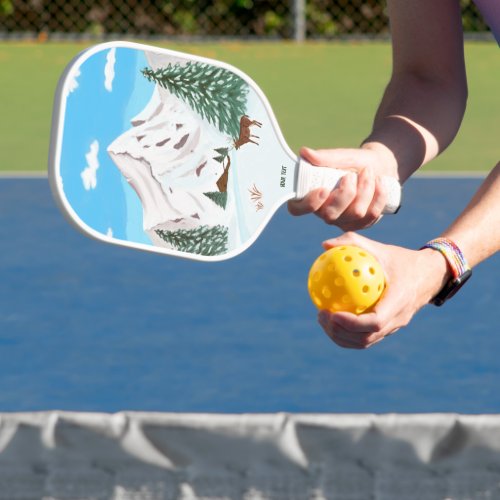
[308,245,385,314]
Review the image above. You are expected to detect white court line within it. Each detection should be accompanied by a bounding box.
[0,171,48,178]
[414,170,487,178]
[0,170,489,179]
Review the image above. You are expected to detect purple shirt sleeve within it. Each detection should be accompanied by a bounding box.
[473,0,500,44]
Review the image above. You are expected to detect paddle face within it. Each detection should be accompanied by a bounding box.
[49,41,298,262]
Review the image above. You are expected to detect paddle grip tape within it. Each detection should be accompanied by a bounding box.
[295,159,402,214]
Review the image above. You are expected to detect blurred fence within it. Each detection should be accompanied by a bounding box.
[0,0,491,40]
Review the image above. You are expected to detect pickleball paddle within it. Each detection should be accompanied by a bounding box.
[49,41,401,261]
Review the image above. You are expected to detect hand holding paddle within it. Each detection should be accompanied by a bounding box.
[289,146,400,231]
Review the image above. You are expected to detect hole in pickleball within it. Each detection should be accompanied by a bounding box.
[313,294,322,307]
[342,295,351,304]
[362,285,369,293]
[352,269,360,277]
[359,251,367,257]
[322,286,332,299]
[313,271,321,282]
[344,256,352,262]
[369,267,375,275]
[334,277,344,286]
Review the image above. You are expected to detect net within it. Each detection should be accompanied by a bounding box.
[1,411,500,499]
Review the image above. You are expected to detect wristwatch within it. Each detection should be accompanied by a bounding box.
[421,238,472,306]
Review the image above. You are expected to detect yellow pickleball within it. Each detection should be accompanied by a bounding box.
[308,245,385,315]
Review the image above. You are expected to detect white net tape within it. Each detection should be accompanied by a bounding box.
[0,412,500,499]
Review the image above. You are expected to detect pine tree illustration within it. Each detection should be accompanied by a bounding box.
[155,225,228,256]
[142,63,248,137]
[204,191,228,209]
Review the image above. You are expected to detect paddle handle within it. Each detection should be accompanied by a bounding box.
[294,159,401,214]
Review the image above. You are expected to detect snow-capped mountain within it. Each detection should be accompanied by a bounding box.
[107,53,236,252]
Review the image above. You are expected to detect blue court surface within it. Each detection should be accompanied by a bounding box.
[0,176,498,414]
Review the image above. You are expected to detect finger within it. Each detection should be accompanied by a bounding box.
[321,324,366,349]
[332,297,402,340]
[326,325,383,349]
[319,311,374,349]
[363,176,387,223]
[342,176,387,230]
[339,216,382,233]
[332,337,365,349]
[330,168,378,231]
[321,233,388,269]
[316,172,357,224]
[331,316,392,348]
[319,310,371,333]
[322,231,369,250]
[347,167,376,219]
[319,308,396,348]
[330,311,385,335]
[288,188,330,216]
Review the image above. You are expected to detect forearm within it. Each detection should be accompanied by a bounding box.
[361,0,467,183]
[363,73,467,182]
[441,162,500,267]
[412,163,500,307]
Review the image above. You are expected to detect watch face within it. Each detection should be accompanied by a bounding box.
[432,269,472,306]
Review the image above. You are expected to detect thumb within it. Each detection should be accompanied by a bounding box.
[322,231,371,250]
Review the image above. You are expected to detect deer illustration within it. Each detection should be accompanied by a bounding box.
[216,155,231,193]
[214,115,263,194]
[233,115,263,150]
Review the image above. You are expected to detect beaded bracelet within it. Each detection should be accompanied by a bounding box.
[420,237,472,306]
[421,238,470,278]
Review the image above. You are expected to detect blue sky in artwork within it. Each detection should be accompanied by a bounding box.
[60,47,155,245]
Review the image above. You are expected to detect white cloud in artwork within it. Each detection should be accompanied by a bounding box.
[65,68,81,98]
[104,48,116,92]
[81,140,100,190]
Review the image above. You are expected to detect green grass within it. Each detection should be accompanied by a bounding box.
[0,40,497,173]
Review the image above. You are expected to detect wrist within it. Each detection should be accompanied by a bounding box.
[418,248,452,302]
[360,141,399,179]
